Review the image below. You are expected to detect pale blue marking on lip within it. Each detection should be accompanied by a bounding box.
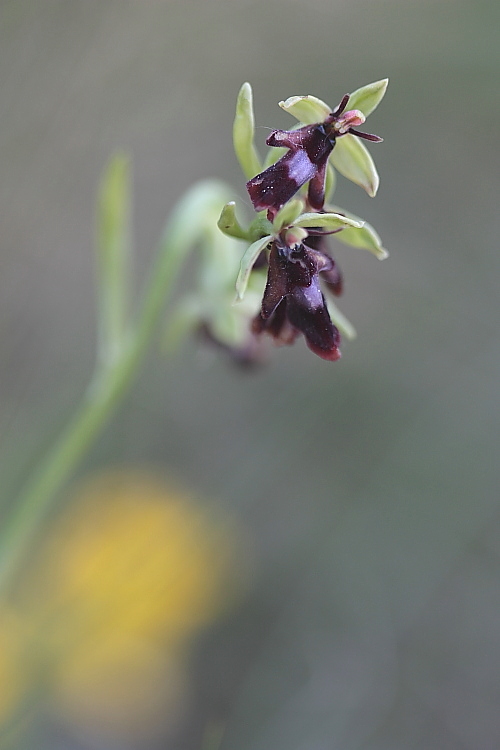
[286,149,316,184]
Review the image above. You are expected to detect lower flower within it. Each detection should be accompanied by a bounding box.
[252,237,342,361]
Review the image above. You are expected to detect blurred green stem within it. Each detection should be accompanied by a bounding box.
[0,178,231,596]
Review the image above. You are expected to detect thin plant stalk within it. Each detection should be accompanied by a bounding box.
[0,177,231,596]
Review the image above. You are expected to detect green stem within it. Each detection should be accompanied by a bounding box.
[0,179,231,596]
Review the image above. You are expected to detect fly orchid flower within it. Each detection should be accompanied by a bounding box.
[228,201,375,361]
[246,80,387,217]
[252,234,343,361]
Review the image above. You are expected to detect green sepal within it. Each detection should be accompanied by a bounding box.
[347,78,388,117]
[235,235,272,301]
[294,212,363,230]
[279,94,331,124]
[233,83,263,180]
[96,153,132,362]
[330,207,388,259]
[217,202,250,240]
[330,134,380,197]
[325,297,357,340]
[273,198,304,231]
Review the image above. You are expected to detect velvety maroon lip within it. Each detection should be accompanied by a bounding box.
[252,236,342,362]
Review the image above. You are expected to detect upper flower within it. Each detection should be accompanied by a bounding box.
[245,83,386,217]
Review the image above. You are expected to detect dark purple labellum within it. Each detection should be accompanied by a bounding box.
[246,123,335,214]
[254,239,342,361]
[304,234,343,295]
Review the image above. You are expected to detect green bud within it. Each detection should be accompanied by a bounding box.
[330,133,380,197]
[247,212,273,243]
[272,198,304,231]
[283,226,308,245]
[233,83,263,180]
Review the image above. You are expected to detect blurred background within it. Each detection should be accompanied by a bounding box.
[1,0,499,748]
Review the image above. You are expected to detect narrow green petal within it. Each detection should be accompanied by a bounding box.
[347,78,388,117]
[235,235,272,301]
[279,95,331,124]
[294,212,363,230]
[217,202,250,240]
[330,134,379,196]
[337,225,389,260]
[233,83,263,180]
[325,298,357,340]
[331,206,388,260]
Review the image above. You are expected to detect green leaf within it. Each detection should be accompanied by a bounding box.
[96,153,132,361]
[331,208,388,260]
[347,78,388,117]
[330,134,380,197]
[273,198,304,231]
[325,298,357,340]
[279,94,331,124]
[235,235,272,301]
[233,83,263,180]
[217,202,250,240]
[294,212,364,230]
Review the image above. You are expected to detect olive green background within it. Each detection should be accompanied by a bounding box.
[1,1,499,748]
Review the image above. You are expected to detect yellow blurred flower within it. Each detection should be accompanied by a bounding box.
[52,634,189,744]
[3,470,245,744]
